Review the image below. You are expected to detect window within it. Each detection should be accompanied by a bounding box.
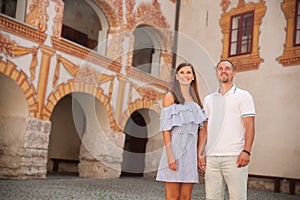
[0,0,25,21]
[132,26,161,77]
[294,0,300,46]
[0,0,17,18]
[277,0,300,66]
[220,1,266,71]
[62,0,101,50]
[230,12,253,56]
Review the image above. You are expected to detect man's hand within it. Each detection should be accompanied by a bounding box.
[236,151,250,168]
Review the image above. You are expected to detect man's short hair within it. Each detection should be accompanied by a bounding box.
[216,59,235,71]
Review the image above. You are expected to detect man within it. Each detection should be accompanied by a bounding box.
[198,59,255,200]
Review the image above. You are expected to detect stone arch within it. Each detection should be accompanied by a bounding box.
[133,24,172,53]
[120,99,162,176]
[120,99,160,131]
[92,0,121,29]
[0,59,38,117]
[43,79,118,131]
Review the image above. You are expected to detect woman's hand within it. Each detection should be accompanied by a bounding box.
[167,153,177,171]
[198,156,206,173]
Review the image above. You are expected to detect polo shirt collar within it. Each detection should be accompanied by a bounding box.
[216,85,237,96]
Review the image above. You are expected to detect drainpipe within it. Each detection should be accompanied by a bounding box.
[172,0,181,69]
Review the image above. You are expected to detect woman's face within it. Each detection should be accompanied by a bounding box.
[176,65,195,85]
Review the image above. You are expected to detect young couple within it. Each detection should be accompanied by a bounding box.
[156,60,256,200]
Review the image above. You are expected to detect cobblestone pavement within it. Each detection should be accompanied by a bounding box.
[0,174,299,200]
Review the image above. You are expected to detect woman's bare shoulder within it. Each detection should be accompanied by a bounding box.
[163,92,175,107]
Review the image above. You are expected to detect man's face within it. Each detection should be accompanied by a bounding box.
[216,61,236,83]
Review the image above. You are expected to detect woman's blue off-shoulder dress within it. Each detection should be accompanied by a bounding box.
[156,102,206,183]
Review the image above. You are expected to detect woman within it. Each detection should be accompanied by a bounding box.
[156,62,207,200]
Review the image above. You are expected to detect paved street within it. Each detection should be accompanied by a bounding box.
[0,174,299,200]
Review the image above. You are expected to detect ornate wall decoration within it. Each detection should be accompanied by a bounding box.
[220,0,230,12]
[26,0,49,33]
[52,0,64,38]
[0,16,46,44]
[51,37,121,73]
[136,0,170,29]
[106,32,126,64]
[74,65,102,94]
[276,0,300,66]
[128,81,164,103]
[53,55,79,88]
[0,33,17,56]
[160,52,173,82]
[219,0,266,71]
[113,0,123,26]
[125,0,136,31]
[0,33,39,81]
[25,0,39,27]
[93,0,121,28]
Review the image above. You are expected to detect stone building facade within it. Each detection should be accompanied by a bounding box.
[0,1,299,194]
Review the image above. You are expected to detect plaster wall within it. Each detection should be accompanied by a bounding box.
[178,0,300,179]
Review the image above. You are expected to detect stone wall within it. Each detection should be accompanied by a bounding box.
[0,116,51,179]
[78,129,125,179]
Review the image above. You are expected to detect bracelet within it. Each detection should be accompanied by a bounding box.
[242,149,251,156]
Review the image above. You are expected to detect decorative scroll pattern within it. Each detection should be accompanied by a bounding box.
[26,0,49,32]
[25,0,39,27]
[52,0,64,38]
[125,0,136,31]
[220,0,230,12]
[93,0,120,28]
[136,0,170,29]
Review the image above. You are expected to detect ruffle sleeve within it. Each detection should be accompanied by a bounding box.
[159,102,207,131]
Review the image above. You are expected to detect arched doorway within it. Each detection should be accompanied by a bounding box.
[0,73,28,117]
[121,110,148,177]
[0,73,29,178]
[47,93,86,174]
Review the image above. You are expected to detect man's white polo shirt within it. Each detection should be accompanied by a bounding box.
[203,85,255,156]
